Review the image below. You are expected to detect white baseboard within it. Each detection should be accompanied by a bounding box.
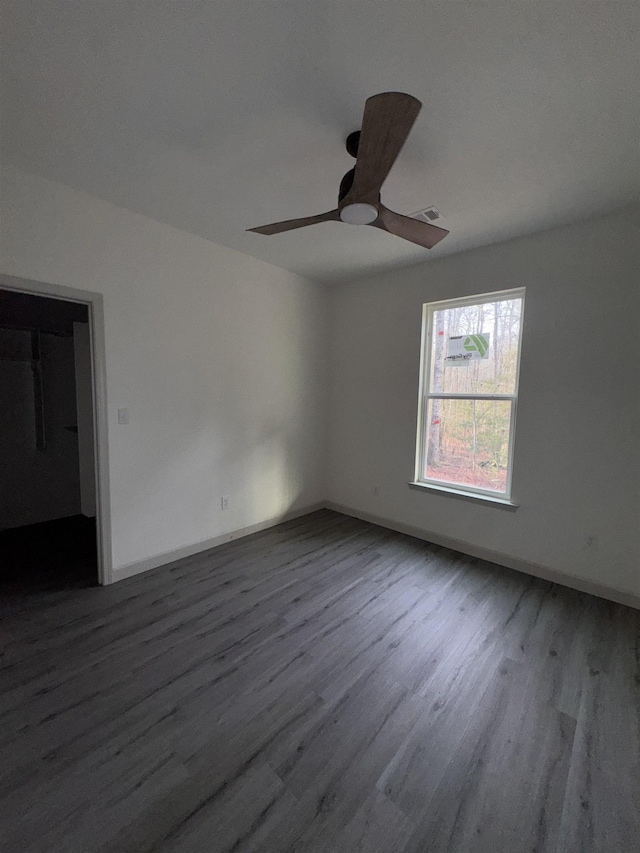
[325,501,640,611]
[110,498,639,611]
[110,502,326,584]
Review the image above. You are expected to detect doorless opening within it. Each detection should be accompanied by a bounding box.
[0,275,111,585]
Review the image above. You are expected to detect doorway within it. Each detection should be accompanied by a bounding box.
[0,275,111,587]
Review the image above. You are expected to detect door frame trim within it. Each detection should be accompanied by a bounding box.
[0,274,113,584]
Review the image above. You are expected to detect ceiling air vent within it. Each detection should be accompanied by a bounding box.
[411,206,442,223]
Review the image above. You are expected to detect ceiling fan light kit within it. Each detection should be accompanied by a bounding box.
[248,92,449,250]
[339,203,379,225]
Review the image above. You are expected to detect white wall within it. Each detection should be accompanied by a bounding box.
[0,167,328,573]
[0,328,82,529]
[327,210,640,598]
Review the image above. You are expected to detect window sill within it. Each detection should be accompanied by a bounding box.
[408,481,519,510]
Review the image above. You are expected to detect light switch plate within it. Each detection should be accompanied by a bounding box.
[117,408,129,425]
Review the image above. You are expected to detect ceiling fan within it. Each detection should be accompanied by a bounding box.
[248,92,448,250]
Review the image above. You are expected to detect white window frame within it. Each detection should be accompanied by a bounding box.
[414,287,525,503]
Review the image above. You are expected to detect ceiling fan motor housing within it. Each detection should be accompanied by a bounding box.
[338,167,379,224]
[338,168,356,202]
[346,130,361,158]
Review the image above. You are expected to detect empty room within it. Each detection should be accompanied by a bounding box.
[0,2,638,852]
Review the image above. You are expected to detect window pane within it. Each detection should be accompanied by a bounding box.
[424,398,512,493]
[430,298,522,395]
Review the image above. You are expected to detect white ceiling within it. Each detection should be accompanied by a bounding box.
[2,1,638,283]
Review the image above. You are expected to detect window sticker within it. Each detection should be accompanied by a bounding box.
[445,333,490,366]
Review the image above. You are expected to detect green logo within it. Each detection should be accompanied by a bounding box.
[464,334,489,357]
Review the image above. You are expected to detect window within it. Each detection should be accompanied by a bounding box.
[415,288,525,501]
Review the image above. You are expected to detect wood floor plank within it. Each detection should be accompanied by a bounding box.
[376,637,507,820]
[401,658,577,853]
[327,789,416,853]
[0,508,638,852]
[556,601,640,852]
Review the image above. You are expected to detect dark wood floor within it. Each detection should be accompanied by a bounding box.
[0,510,638,852]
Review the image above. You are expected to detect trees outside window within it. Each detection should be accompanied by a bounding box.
[416,289,525,499]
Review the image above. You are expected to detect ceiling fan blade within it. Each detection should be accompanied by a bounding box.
[248,209,341,235]
[371,205,449,249]
[346,92,422,204]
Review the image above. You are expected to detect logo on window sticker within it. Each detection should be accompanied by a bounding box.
[445,333,491,365]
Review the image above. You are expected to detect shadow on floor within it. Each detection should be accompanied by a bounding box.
[0,515,98,594]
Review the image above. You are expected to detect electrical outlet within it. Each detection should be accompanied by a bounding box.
[221,496,229,510]
[117,408,129,425]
